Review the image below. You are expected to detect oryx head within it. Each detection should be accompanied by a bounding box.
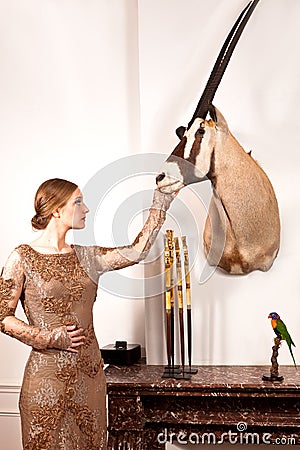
[156,0,260,194]
[156,107,221,193]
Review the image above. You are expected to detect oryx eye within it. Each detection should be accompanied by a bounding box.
[195,128,205,138]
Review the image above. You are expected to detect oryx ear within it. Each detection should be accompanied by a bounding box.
[175,126,186,140]
[209,105,228,133]
[208,104,217,122]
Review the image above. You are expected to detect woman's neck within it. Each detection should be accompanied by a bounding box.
[31,221,71,253]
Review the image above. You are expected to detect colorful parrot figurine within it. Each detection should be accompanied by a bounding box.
[268,312,296,367]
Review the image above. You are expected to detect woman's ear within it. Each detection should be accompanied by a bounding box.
[52,210,60,218]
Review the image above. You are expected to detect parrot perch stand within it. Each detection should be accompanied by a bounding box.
[262,337,284,382]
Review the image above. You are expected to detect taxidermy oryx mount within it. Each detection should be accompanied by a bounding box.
[156,0,280,275]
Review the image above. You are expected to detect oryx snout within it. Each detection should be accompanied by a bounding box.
[156,158,185,194]
[156,172,165,184]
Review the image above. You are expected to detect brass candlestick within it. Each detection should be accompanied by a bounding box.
[182,236,197,375]
[174,237,191,380]
[163,230,180,377]
[162,232,197,378]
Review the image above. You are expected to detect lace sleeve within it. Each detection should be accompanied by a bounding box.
[93,189,175,273]
[0,249,72,350]
[0,249,24,329]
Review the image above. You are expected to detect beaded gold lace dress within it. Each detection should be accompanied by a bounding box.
[0,192,171,450]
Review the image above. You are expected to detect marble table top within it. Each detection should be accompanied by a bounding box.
[105,363,300,393]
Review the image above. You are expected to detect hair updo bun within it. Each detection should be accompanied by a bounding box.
[31,214,51,231]
[31,178,78,231]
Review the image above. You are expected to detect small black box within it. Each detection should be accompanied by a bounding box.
[101,344,141,365]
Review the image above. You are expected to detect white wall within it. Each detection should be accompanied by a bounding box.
[0,0,300,448]
[141,0,300,366]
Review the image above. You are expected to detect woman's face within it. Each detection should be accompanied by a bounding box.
[58,188,89,230]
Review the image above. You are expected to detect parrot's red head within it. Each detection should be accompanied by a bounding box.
[268,312,280,320]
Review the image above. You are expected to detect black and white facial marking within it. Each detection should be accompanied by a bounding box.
[156,118,216,193]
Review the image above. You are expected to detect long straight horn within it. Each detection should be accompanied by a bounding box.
[176,0,260,138]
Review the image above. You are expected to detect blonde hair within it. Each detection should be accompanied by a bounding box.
[31,178,78,230]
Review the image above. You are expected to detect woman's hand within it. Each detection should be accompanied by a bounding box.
[66,325,86,353]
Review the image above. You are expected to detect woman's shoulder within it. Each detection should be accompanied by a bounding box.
[13,244,33,257]
[7,244,40,263]
[4,244,28,259]
[1,245,27,277]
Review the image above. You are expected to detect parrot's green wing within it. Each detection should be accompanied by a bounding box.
[276,319,295,347]
[276,319,296,367]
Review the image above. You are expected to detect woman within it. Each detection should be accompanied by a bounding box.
[0,178,175,450]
